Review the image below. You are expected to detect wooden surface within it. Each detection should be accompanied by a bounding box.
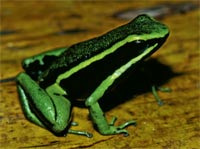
[0,1,199,148]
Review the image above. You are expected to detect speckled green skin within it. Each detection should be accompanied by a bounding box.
[39,15,168,82]
[16,14,169,137]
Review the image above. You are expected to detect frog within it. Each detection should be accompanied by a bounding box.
[16,14,169,137]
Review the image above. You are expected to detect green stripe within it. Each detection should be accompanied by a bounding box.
[85,43,158,106]
[24,47,67,66]
[56,30,167,84]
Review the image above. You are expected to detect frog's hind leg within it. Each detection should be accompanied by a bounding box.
[17,72,92,137]
[16,72,71,134]
[46,83,93,137]
[17,83,45,127]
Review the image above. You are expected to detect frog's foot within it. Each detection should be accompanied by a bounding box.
[152,85,172,106]
[88,102,136,136]
[68,129,93,138]
[108,116,136,136]
[68,122,93,138]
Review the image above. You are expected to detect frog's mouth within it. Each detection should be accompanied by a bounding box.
[58,34,169,99]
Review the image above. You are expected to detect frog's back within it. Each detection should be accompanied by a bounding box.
[40,15,168,85]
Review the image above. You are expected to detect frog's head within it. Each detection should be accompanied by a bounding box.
[120,14,170,61]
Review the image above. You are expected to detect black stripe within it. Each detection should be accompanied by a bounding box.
[58,35,168,99]
[39,15,168,84]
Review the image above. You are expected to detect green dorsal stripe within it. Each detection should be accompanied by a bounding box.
[56,31,167,84]
[40,15,168,83]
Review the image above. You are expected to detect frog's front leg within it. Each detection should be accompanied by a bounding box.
[86,102,136,136]
[85,68,136,136]
[16,72,92,137]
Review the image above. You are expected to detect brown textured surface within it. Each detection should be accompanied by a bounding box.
[0,1,199,148]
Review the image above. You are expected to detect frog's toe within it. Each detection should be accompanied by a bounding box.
[101,120,136,136]
[109,116,118,126]
[109,116,136,129]
[117,120,137,129]
[115,127,129,136]
[114,120,136,136]
[68,129,93,138]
